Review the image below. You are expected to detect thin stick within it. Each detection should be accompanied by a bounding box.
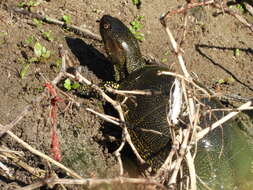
[161,14,200,190]
[245,2,253,16]
[86,108,120,126]
[8,7,101,41]
[162,0,215,21]
[6,130,82,179]
[1,151,46,178]
[207,107,253,112]
[18,176,166,190]
[168,128,191,188]
[0,106,32,136]
[65,70,146,164]
[213,3,253,32]
[196,101,252,140]
[158,71,210,95]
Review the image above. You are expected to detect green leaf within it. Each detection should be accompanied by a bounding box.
[28,57,38,63]
[132,0,141,5]
[18,2,26,8]
[42,30,53,41]
[235,48,240,57]
[20,64,30,79]
[129,17,145,41]
[62,15,71,24]
[33,18,43,27]
[64,78,72,91]
[72,82,80,89]
[27,0,40,7]
[34,42,43,57]
[55,59,62,67]
[42,50,51,59]
[25,36,35,45]
[130,20,143,30]
[34,42,51,59]
[161,58,168,63]
[217,79,225,84]
[226,77,235,84]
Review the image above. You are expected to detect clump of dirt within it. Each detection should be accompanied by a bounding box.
[0,0,252,189]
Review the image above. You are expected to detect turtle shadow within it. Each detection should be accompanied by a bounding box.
[65,37,142,177]
[65,37,114,81]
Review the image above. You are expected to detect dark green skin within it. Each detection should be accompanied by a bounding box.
[100,15,253,190]
[100,15,145,81]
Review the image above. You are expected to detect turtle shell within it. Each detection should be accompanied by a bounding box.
[119,65,176,169]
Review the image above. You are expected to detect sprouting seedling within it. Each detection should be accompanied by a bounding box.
[216,77,235,85]
[42,30,54,42]
[20,64,30,79]
[64,78,80,91]
[34,42,51,59]
[17,58,30,79]
[129,16,145,41]
[235,48,240,57]
[25,36,35,45]
[132,0,141,8]
[33,18,43,27]
[62,15,71,24]
[18,0,40,11]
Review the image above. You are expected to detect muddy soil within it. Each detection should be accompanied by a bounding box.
[0,0,252,189]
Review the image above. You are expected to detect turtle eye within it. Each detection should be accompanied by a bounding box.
[103,23,111,30]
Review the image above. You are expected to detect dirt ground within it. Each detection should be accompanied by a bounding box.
[0,0,252,189]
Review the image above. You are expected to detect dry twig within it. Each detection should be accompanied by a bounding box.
[17,176,166,190]
[6,130,82,179]
[160,14,198,190]
[162,0,215,21]
[196,100,252,140]
[213,3,253,32]
[7,7,101,41]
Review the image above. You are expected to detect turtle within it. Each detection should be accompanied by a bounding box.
[99,15,253,190]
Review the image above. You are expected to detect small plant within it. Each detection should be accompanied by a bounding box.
[20,64,30,79]
[63,78,80,91]
[161,58,168,63]
[42,30,54,42]
[18,0,40,11]
[161,51,169,63]
[216,77,235,85]
[55,59,62,68]
[17,58,30,79]
[132,0,141,8]
[33,18,43,27]
[235,48,240,57]
[25,35,35,45]
[34,42,51,59]
[62,15,71,24]
[236,4,244,11]
[92,9,103,14]
[129,16,145,41]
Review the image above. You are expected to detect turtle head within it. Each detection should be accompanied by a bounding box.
[100,15,145,81]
